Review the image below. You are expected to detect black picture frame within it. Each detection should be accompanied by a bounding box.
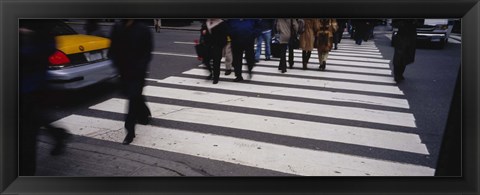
[1,0,478,194]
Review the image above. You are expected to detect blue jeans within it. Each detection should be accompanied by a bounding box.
[255,30,271,61]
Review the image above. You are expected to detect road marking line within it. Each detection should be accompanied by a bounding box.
[174,41,196,45]
[182,68,404,95]
[195,65,395,83]
[90,98,427,154]
[151,51,197,58]
[255,60,392,75]
[142,86,416,127]
[147,76,409,109]
[53,115,434,176]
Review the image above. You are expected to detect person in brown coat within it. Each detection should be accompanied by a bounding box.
[275,18,298,73]
[315,18,338,71]
[299,19,319,70]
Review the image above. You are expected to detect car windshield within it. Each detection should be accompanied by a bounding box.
[20,19,77,36]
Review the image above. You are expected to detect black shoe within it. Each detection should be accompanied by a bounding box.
[48,127,72,156]
[289,64,293,69]
[255,59,259,63]
[233,77,244,82]
[225,69,232,75]
[122,134,135,145]
[394,75,405,83]
[281,69,287,73]
[265,57,271,61]
[213,80,219,84]
[206,74,213,80]
[319,61,326,71]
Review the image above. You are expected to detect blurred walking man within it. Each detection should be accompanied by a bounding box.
[109,20,153,145]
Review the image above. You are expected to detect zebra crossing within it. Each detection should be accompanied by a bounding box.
[49,38,435,176]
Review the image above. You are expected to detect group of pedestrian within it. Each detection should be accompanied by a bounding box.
[198,18,349,83]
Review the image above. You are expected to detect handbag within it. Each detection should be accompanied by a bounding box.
[194,24,210,61]
[289,19,300,49]
[271,34,281,58]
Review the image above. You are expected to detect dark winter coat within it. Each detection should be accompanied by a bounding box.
[19,21,56,94]
[108,20,153,81]
[392,19,417,66]
[227,19,261,45]
[203,20,228,47]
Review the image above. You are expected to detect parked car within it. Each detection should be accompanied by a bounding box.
[20,19,118,90]
[392,19,454,49]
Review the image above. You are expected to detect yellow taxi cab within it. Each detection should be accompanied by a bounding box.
[23,19,118,90]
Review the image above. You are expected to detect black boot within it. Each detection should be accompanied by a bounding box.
[319,61,326,71]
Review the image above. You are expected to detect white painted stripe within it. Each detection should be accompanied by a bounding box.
[448,39,461,44]
[256,61,393,76]
[90,98,428,154]
[182,68,403,95]
[196,65,395,84]
[55,115,434,176]
[268,57,390,69]
[313,52,384,59]
[261,47,383,56]
[151,51,197,58]
[142,86,416,127]
[148,76,409,109]
[286,55,391,63]
[174,41,196,45]
[330,49,385,55]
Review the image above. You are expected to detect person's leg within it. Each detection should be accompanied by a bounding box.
[302,50,307,68]
[279,44,288,72]
[212,45,223,84]
[255,35,263,61]
[123,80,143,144]
[223,42,233,75]
[231,42,244,81]
[264,31,271,60]
[19,94,39,175]
[244,39,256,77]
[288,44,294,68]
[320,52,329,71]
[203,47,213,80]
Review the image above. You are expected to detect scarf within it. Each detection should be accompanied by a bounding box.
[206,19,223,34]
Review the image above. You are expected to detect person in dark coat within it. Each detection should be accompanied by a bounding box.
[392,19,418,83]
[227,19,261,82]
[108,20,153,145]
[333,19,347,50]
[352,19,369,45]
[19,20,71,175]
[202,19,228,84]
